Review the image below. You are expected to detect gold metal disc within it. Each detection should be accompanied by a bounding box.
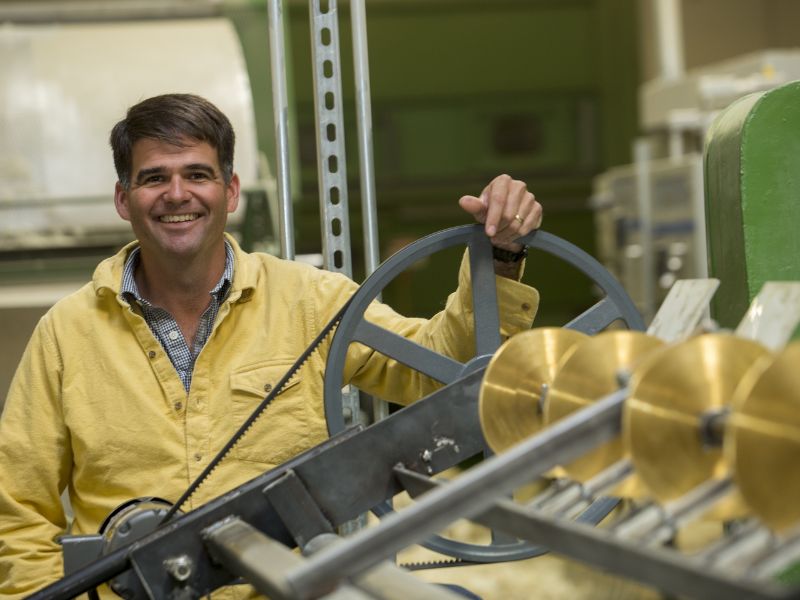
[545,330,665,493]
[479,327,588,454]
[625,334,771,519]
[727,342,800,532]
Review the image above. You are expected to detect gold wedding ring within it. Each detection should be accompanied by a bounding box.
[514,214,524,224]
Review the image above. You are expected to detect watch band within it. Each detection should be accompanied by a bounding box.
[491,245,528,263]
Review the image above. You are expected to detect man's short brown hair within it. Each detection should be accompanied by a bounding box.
[110,93,235,189]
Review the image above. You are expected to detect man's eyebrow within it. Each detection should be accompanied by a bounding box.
[134,166,165,183]
[184,163,218,176]
[134,164,218,183]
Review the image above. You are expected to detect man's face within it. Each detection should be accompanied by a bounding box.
[114,137,239,262]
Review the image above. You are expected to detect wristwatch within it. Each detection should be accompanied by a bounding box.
[491,245,528,263]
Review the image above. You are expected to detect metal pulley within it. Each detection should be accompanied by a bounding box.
[479,327,587,455]
[545,330,665,497]
[727,341,800,532]
[625,334,772,519]
[100,498,181,599]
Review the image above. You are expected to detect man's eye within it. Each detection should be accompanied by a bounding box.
[143,175,165,184]
[188,172,212,181]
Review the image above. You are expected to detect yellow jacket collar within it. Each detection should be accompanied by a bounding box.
[91,233,258,301]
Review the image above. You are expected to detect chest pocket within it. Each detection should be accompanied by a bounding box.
[229,361,319,465]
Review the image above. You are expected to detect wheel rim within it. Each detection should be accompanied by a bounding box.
[324,224,643,562]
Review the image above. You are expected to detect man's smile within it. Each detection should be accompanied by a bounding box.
[158,213,200,223]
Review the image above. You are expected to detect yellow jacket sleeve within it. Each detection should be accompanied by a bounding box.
[343,251,539,405]
[0,314,71,597]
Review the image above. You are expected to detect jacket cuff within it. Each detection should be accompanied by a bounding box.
[457,251,539,337]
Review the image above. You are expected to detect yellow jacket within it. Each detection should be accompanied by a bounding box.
[0,235,538,596]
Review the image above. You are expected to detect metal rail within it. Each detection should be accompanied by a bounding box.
[309,0,352,276]
[268,0,296,259]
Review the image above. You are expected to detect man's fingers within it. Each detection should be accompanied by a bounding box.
[483,175,511,237]
[491,190,543,250]
[459,174,543,248]
[458,195,487,223]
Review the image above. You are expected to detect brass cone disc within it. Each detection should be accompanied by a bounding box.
[545,330,665,494]
[625,334,771,519]
[479,327,588,454]
[727,342,800,532]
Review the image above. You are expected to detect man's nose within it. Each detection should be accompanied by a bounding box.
[165,175,190,202]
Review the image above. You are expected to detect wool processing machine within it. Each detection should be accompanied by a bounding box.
[31,220,800,599]
[12,0,800,597]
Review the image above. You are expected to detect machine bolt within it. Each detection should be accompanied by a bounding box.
[164,554,193,582]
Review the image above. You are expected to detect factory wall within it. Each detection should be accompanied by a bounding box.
[229,0,640,324]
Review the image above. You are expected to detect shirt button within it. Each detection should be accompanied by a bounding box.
[174,401,183,411]
[263,383,273,393]
[194,453,203,462]
[148,350,157,359]
[521,303,532,311]
[168,330,180,341]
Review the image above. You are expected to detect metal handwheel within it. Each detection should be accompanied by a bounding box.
[324,223,644,563]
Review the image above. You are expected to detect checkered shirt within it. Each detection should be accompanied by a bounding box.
[121,242,234,392]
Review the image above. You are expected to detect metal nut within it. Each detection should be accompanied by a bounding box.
[164,554,193,583]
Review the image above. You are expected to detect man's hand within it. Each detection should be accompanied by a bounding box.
[458,174,543,253]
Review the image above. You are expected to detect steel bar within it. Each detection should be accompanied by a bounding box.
[285,389,628,599]
[348,0,390,428]
[478,498,786,599]
[268,0,296,259]
[695,519,763,564]
[533,480,585,517]
[548,459,632,519]
[642,478,734,547]
[349,0,380,279]
[653,0,685,81]
[750,534,800,581]
[204,519,369,600]
[396,466,620,561]
[395,469,792,599]
[0,0,219,23]
[634,137,655,322]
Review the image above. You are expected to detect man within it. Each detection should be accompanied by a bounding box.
[0,93,542,596]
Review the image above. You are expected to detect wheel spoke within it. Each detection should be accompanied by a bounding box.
[565,297,624,335]
[467,230,502,356]
[354,320,465,384]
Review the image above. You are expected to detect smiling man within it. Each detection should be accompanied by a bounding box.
[0,93,542,596]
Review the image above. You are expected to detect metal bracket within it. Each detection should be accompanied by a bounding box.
[262,470,335,550]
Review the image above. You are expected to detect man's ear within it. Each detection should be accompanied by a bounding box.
[226,173,241,214]
[114,182,131,221]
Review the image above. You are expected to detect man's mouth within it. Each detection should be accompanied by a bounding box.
[158,213,200,223]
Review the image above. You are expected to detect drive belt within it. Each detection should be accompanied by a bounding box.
[161,295,355,524]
